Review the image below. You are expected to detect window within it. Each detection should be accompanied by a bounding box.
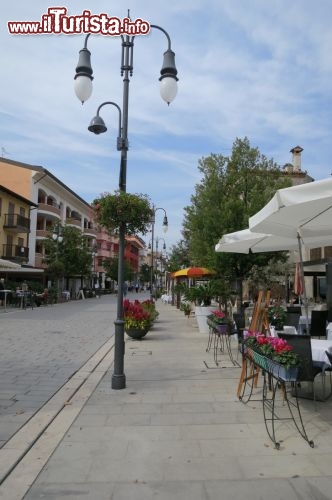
[310,248,322,260]
[324,246,332,259]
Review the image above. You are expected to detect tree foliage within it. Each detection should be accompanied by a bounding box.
[102,257,134,282]
[43,226,93,280]
[181,137,291,283]
[167,239,191,272]
[139,263,151,284]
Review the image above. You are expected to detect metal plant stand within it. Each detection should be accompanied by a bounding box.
[207,319,239,367]
[261,370,314,450]
[237,355,261,403]
[238,350,314,449]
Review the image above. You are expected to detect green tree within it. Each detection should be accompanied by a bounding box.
[181,137,291,300]
[102,257,134,283]
[44,225,93,287]
[167,239,191,272]
[139,263,151,284]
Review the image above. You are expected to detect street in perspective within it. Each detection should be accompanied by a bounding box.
[1,294,332,500]
[0,294,119,448]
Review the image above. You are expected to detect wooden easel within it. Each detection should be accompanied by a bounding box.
[236,290,270,398]
[249,289,271,334]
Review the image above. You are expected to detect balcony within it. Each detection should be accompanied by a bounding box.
[36,229,51,239]
[3,213,30,233]
[35,253,47,268]
[2,244,29,262]
[84,226,98,237]
[38,202,61,217]
[66,217,81,228]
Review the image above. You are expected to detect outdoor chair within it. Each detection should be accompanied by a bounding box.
[278,333,325,403]
[287,306,302,315]
[233,312,246,359]
[284,312,301,332]
[309,310,328,338]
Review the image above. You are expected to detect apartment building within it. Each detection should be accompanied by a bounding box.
[0,184,37,264]
[0,158,97,276]
[0,157,148,290]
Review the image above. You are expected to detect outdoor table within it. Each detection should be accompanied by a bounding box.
[298,315,311,334]
[310,339,332,366]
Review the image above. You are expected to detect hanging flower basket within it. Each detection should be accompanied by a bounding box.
[92,191,154,235]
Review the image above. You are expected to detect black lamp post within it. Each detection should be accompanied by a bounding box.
[155,236,166,293]
[149,207,168,300]
[91,247,98,288]
[148,235,166,294]
[74,19,178,390]
[52,223,63,297]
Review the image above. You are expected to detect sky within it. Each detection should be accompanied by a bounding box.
[1,1,332,251]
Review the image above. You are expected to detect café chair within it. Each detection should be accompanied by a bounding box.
[287,306,302,315]
[285,312,301,331]
[277,333,324,403]
[233,312,245,359]
[309,310,328,338]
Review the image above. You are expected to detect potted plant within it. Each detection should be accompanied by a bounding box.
[185,282,218,333]
[180,301,192,317]
[207,309,232,329]
[268,305,287,331]
[92,190,154,235]
[123,299,155,339]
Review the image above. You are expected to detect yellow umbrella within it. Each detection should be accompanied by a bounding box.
[171,267,216,278]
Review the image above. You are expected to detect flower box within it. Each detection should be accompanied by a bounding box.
[247,347,299,382]
[206,311,232,334]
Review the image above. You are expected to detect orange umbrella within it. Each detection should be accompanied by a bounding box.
[171,267,216,278]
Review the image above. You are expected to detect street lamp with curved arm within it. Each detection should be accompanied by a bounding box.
[74,17,177,390]
[74,25,178,105]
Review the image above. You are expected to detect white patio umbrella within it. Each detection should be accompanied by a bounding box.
[248,177,332,326]
[215,228,300,254]
[0,259,21,269]
[249,177,332,243]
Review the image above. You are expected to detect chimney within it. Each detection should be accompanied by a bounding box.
[290,145,303,172]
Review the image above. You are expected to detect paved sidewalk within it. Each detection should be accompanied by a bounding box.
[3,302,332,499]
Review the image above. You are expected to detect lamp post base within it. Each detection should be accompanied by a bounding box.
[111,373,126,390]
[112,318,126,390]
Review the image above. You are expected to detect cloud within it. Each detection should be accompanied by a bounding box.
[1,0,332,248]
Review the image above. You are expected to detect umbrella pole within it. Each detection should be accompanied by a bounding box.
[297,233,309,333]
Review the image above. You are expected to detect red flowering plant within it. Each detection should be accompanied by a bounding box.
[207,309,232,325]
[123,299,153,331]
[244,332,300,368]
[141,299,159,322]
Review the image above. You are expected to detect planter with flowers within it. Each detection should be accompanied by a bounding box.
[123,299,157,339]
[244,332,300,381]
[207,309,233,333]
